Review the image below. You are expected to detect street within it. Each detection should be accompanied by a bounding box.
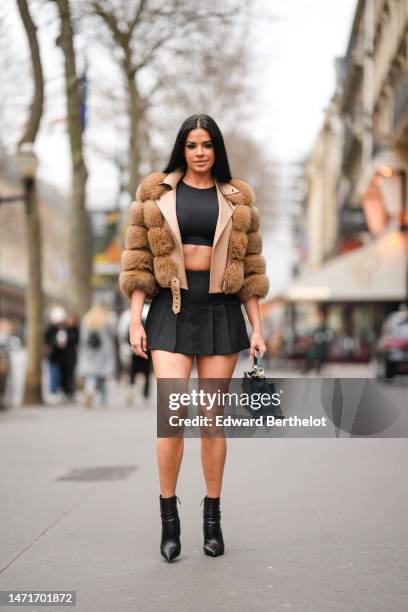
[0,365,407,612]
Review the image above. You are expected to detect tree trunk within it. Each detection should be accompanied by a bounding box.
[16,0,44,406]
[55,0,92,317]
[127,81,141,198]
[23,181,44,405]
[16,0,44,145]
[124,53,141,198]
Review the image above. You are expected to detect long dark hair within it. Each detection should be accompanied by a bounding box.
[163,114,232,182]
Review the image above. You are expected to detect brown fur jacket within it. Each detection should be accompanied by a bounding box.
[119,172,269,302]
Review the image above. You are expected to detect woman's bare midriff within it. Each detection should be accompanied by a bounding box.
[182,244,212,270]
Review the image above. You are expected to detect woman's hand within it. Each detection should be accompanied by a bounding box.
[249,330,267,358]
[129,322,148,359]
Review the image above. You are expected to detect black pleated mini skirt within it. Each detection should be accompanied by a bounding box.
[145,269,250,355]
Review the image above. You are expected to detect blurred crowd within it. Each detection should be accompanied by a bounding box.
[1,300,407,410]
[43,301,152,408]
[262,302,408,379]
[0,301,152,409]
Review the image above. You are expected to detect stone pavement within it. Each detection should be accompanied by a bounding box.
[0,364,407,612]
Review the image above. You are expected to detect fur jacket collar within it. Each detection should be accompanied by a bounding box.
[119,170,269,308]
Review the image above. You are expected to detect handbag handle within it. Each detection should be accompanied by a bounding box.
[253,349,264,369]
[251,349,265,377]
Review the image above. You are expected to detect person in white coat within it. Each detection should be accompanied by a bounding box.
[77,301,116,407]
[117,303,152,403]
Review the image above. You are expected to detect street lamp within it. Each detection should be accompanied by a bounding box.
[14,143,38,205]
[17,144,43,406]
[0,143,38,205]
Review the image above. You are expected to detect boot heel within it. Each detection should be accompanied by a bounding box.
[160,495,181,561]
[202,495,224,557]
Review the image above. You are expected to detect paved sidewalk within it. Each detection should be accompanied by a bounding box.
[0,378,407,612]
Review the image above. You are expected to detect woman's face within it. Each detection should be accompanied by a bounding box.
[184,128,215,174]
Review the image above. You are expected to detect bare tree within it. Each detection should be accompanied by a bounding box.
[53,0,92,316]
[225,132,279,217]
[87,0,250,197]
[15,0,45,406]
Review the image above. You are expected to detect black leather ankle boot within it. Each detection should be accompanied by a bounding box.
[202,495,224,557]
[159,495,181,561]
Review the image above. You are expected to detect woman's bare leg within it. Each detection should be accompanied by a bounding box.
[152,350,194,497]
[196,353,239,497]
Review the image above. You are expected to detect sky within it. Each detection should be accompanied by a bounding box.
[3,0,358,198]
[251,0,357,162]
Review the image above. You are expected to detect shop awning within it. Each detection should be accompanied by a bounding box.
[285,230,408,302]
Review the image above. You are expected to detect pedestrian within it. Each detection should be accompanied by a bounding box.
[119,114,269,561]
[0,317,22,410]
[117,305,152,404]
[302,308,333,374]
[60,310,79,401]
[44,305,67,404]
[77,301,116,408]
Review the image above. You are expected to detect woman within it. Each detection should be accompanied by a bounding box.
[119,114,269,561]
[77,301,116,408]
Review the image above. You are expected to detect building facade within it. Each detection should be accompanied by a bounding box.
[278,0,408,363]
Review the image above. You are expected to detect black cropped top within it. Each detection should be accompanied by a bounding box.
[176,180,219,246]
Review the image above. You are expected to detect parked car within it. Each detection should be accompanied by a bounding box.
[374,312,408,380]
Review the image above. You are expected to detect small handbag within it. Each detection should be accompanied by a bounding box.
[241,350,284,421]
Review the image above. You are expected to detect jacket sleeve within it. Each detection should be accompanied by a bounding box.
[237,206,269,302]
[118,196,159,301]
